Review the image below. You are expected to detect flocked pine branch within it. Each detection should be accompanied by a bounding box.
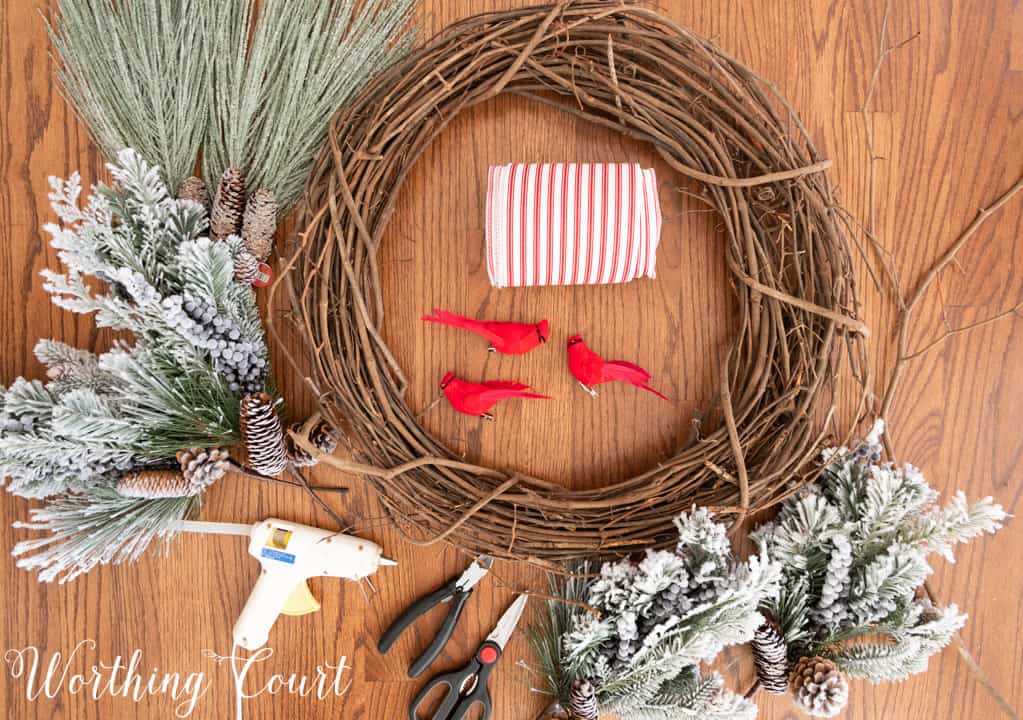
[40,150,270,398]
[204,0,416,209]
[596,554,777,717]
[46,0,212,193]
[0,373,140,499]
[750,419,1006,700]
[530,509,778,720]
[12,486,199,583]
[98,343,242,456]
[2,150,271,582]
[629,668,757,720]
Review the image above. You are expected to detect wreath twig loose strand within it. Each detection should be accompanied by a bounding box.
[271,1,868,564]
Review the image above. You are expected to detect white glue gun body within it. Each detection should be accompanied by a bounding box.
[233,518,393,650]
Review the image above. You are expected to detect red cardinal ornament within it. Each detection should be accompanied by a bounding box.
[440,372,551,420]
[566,335,669,400]
[422,308,550,355]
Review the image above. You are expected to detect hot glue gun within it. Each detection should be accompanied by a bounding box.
[179,518,397,650]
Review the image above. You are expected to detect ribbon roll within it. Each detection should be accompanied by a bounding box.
[485,162,662,288]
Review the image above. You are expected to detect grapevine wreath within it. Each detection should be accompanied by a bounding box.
[276,0,871,565]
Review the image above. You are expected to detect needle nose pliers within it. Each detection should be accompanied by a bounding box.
[378,554,494,678]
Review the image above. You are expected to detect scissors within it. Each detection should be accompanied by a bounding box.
[379,555,494,678]
[409,594,528,720]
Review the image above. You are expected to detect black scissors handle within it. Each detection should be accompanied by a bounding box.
[379,579,473,678]
[409,641,501,720]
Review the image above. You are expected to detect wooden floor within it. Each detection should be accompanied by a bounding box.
[1,0,1021,718]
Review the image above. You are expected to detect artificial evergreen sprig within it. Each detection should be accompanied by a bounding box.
[1,150,272,582]
[48,0,415,210]
[531,509,779,720]
[12,0,407,580]
[751,420,1006,716]
[46,0,213,193]
[41,150,270,398]
[12,487,200,583]
[203,0,416,208]
[0,359,140,499]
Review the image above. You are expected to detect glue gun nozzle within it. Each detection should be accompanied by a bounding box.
[379,557,398,567]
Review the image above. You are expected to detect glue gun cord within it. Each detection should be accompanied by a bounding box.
[231,643,243,720]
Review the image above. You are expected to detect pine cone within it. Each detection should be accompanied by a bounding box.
[240,392,288,476]
[241,188,277,260]
[568,679,599,720]
[177,447,231,491]
[751,620,789,694]
[917,599,944,624]
[118,469,197,498]
[211,168,247,240]
[233,248,261,284]
[285,419,339,467]
[540,702,571,720]
[177,176,210,211]
[789,656,849,718]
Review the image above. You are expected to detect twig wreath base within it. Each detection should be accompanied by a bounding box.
[274,1,868,565]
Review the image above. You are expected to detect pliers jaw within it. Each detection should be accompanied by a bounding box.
[454,555,494,593]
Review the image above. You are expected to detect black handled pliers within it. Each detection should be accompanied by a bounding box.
[378,555,494,678]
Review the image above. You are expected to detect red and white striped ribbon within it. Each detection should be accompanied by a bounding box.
[485,162,661,288]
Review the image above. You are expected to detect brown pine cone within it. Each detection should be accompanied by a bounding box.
[117,469,197,498]
[539,702,571,720]
[789,656,849,718]
[567,679,598,720]
[233,249,261,284]
[751,619,789,694]
[241,188,277,260]
[177,176,210,211]
[918,600,944,624]
[210,167,247,239]
[240,392,288,477]
[285,419,339,467]
[177,447,231,491]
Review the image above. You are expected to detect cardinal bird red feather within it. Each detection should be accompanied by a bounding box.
[440,372,551,420]
[566,335,669,400]
[422,308,550,355]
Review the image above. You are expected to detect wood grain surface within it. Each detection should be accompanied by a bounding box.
[1,0,1021,718]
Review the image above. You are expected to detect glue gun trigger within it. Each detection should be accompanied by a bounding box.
[281,579,322,617]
